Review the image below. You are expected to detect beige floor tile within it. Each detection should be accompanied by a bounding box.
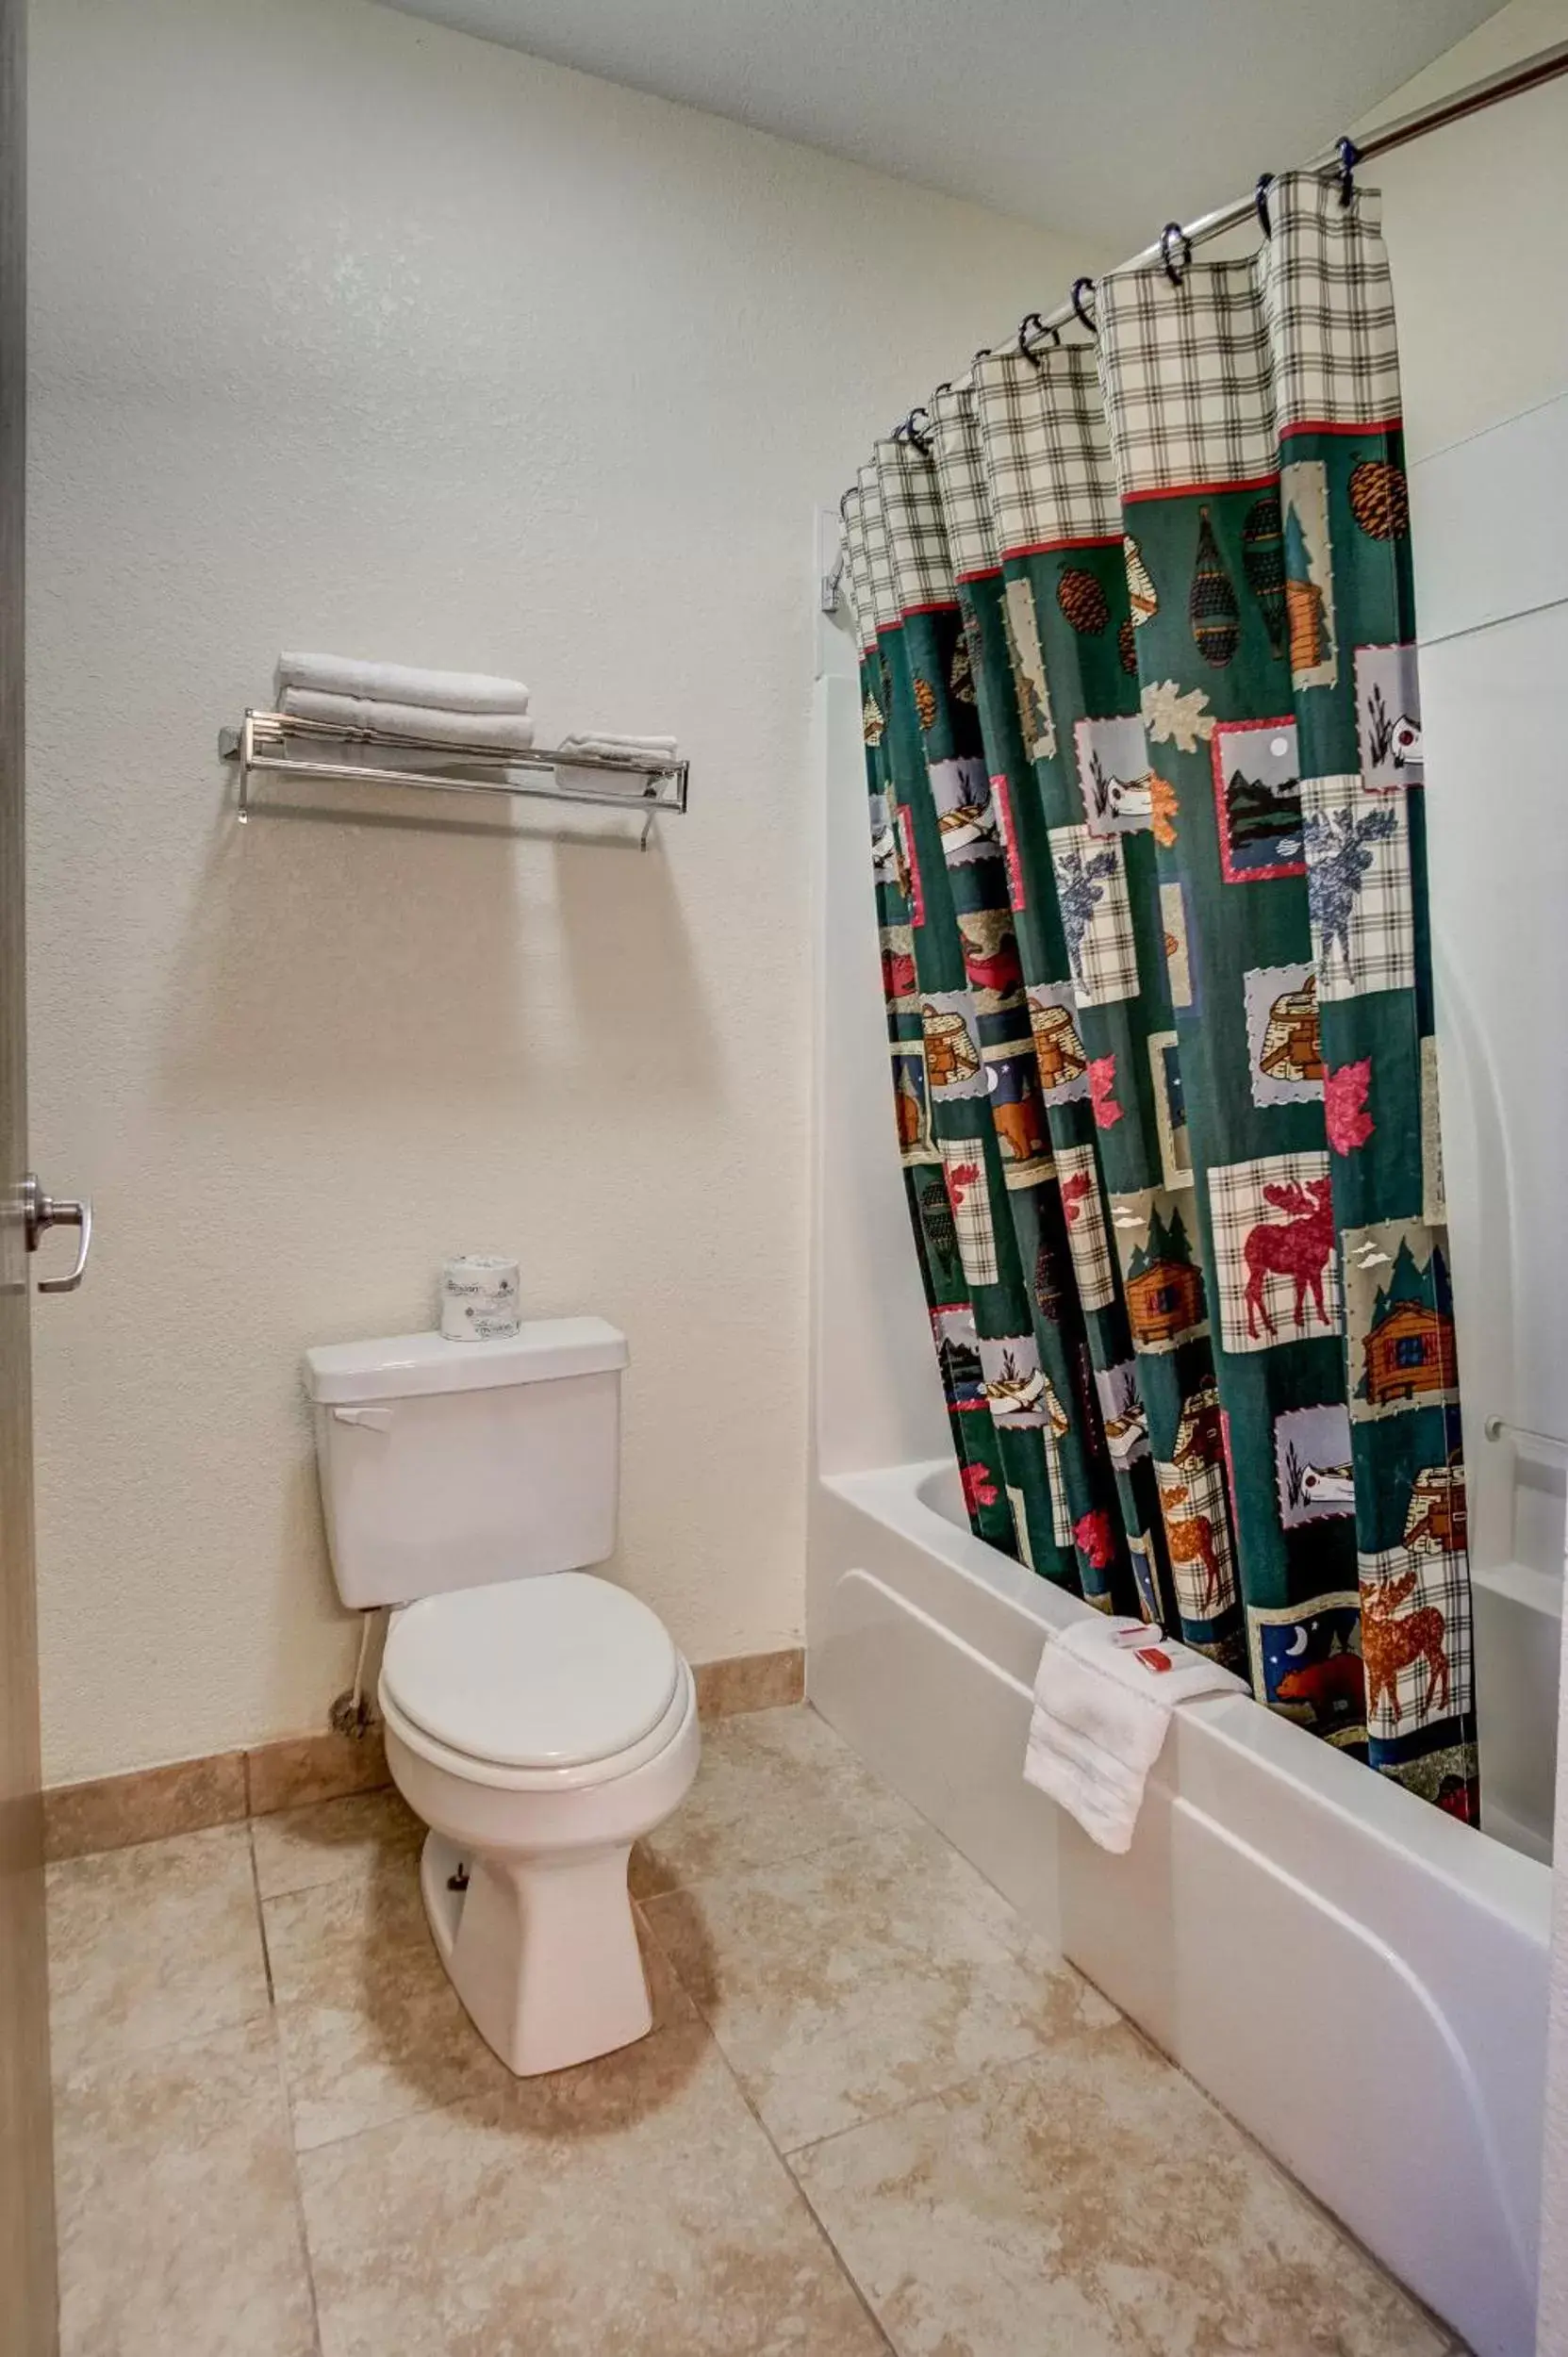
[251,1785,424,1901]
[791,2023,1447,2357]
[265,1840,691,2152]
[643,1819,1114,2151]
[264,1852,511,2151]
[54,2014,316,2357]
[299,2011,888,2357]
[631,1703,922,1899]
[47,1821,271,2071]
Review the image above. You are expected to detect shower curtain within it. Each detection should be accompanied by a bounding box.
[841,169,1477,1818]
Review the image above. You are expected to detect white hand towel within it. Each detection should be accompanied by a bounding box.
[278,688,536,753]
[557,732,679,761]
[274,653,531,716]
[1024,1616,1245,1854]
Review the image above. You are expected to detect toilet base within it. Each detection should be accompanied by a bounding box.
[420,1829,654,2077]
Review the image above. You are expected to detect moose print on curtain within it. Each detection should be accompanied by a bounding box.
[842,169,1477,1820]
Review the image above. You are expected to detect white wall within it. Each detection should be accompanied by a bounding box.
[25,0,1081,1783]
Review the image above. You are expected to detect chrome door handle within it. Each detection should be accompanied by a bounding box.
[23,1175,93,1293]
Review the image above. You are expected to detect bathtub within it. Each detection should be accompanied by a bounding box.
[806,1456,1552,2357]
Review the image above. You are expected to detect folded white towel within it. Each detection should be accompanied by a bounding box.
[1023,1615,1245,1854]
[275,653,531,716]
[279,688,536,753]
[558,732,679,762]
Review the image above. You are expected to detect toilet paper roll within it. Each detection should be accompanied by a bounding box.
[440,1254,520,1342]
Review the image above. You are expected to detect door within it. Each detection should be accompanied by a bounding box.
[0,0,58,2346]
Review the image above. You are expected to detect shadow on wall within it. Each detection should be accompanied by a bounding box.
[153,783,722,1111]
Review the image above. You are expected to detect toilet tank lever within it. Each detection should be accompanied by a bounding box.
[332,1405,393,1431]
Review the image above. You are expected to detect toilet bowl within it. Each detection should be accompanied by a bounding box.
[376,1571,700,2076]
[303,1317,700,2079]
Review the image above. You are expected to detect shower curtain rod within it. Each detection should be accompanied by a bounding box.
[997,32,1568,348]
[824,34,1568,604]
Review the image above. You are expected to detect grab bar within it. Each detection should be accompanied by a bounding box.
[1483,1414,1568,1456]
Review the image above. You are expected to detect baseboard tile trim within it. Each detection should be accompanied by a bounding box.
[43,1645,806,1859]
[692,1646,805,1719]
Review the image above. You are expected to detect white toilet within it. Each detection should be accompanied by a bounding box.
[304,1316,700,2078]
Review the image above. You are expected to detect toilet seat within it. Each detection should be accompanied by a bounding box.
[379,1664,692,1793]
[380,1572,685,1788]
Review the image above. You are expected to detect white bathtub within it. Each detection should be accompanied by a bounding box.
[806,1456,1552,2357]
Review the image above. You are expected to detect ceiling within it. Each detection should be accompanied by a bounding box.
[381,0,1501,246]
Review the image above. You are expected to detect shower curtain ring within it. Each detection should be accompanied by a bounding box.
[1017,311,1061,369]
[1161,223,1192,288]
[1255,173,1275,238]
[1070,276,1098,337]
[904,405,933,456]
[1336,136,1359,206]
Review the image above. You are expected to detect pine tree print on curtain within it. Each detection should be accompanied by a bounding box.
[1095,169,1477,1817]
[948,346,1243,1659]
[866,436,1131,1600]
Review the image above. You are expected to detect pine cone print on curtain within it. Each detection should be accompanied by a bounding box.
[961,344,1242,1657]
[1096,168,1477,1818]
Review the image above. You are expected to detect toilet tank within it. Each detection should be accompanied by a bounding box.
[304,1318,628,1607]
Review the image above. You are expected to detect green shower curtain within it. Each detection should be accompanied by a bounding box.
[843,168,1477,1818]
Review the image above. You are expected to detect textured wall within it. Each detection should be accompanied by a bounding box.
[25,0,1079,1781]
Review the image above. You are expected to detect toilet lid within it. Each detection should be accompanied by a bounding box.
[381,1574,681,1770]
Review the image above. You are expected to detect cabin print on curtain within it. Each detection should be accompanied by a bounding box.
[842,168,1478,1819]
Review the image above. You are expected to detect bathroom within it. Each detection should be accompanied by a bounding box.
[4,0,1568,2349]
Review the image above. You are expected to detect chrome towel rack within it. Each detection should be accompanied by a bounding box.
[218,710,688,848]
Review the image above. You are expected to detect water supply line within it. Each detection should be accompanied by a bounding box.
[329,1608,383,1739]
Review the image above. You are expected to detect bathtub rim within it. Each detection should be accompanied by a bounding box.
[824,1456,1550,1940]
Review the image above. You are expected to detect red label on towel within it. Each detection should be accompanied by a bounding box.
[1134,1647,1174,1673]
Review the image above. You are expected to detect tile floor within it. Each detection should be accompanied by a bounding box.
[48,1705,1469,2356]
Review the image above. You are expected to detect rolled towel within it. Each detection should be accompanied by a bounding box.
[1023,1615,1245,1853]
[275,652,531,716]
[558,732,679,763]
[279,688,536,753]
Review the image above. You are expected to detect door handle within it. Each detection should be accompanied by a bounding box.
[22,1175,93,1293]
